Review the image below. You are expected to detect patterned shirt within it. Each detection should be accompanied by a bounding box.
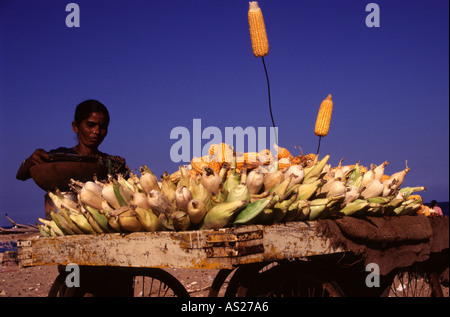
[48,147,130,179]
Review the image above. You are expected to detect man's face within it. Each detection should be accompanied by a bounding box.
[72,112,108,150]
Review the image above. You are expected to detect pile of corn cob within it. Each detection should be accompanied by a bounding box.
[37,144,427,237]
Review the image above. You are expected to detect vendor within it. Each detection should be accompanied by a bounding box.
[16,99,134,297]
[16,99,129,181]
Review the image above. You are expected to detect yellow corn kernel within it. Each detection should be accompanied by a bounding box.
[209,143,234,163]
[208,160,222,174]
[248,2,269,57]
[236,152,261,171]
[191,156,210,174]
[314,94,333,137]
[274,144,293,160]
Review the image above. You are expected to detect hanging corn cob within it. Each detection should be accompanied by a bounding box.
[248,1,276,138]
[314,94,333,154]
[248,1,269,57]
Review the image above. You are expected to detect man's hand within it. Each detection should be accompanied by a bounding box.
[29,148,51,165]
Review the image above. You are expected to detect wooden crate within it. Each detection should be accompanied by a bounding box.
[18,221,343,270]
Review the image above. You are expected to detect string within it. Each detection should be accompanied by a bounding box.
[261,56,278,145]
[316,136,322,155]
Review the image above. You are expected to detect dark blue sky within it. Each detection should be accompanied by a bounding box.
[1,0,448,226]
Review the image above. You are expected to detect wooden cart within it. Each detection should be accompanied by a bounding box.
[17,220,447,297]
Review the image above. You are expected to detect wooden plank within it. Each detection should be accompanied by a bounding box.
[18,221,344,270]
[233,222,343,265]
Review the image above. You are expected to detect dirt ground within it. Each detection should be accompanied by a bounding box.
[0,232,223,297]
[1,232,448,298]
[0,264,220,297]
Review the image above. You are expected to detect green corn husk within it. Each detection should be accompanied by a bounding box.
[202,200,246,230]
[226,183,251,203]
[233,194,275,226]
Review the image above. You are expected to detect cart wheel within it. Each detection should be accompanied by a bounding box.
[47,271,70,297]
[387,268,443,297]
[225,261,345,297]
[208,269,234,297]
[48,267,189,297]
[130,268,189,297]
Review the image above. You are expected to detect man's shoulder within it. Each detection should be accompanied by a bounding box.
[99,151,126,163]
[48,147,76,154]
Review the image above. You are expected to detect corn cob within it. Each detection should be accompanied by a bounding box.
[263,170,283,191]
[236,152,261,171]
[113,180,129,207]
[295,202,311,221]
[273,144,293,160]
[148,189,175,216]
[277,158,292,170]
[248,2,269,57]
[338,199,370,216]
[177,165,191,189]
[284,199,303,222]
[171,211,191,231]
[38,218,64,236]
[208,160,222,174]
[78,187,104,211]
[134,206,161,232]
[50,212,75,235]
[201,167,221,195]
[191,156,209,174]
[59,207,84,234]
[374,161,390,180]
[283,164,304,189]
[190,181,213,210]
[83,207,105,233]
[272,194,298,223]
[175,186,193,212]
[38,224,50,237]
[258,149,273,165]
[48,190,79,213]
[159,213,175,231]
[187,199,207,224]
[201,200,246,229]
[101,182,121,209]
[110,206,143,232]
[68,211,97,234]
[316,179,347,199]
[226,181,250,203]
[130,191,152,210]
[118,210,143,232]
[270,174,294,197]
[295,179,326,201]
[233,194,274,225]
[399,186,426,200]
[160,171,177,205]
[140,165,161,194]
[315,94,333,137]
[303,154,330,184]
[84,205,111,233]
[82,180,103,196]
[360,179,385,199]
[382,161,411,191]
[209,143,234,164]
[343,185,362,205]
[247,169,264,194]
[308,195,344,220]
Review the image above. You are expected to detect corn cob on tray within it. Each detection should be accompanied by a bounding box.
[35,143,430,239]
